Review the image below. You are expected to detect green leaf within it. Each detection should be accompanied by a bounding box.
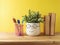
[22,9,44,23]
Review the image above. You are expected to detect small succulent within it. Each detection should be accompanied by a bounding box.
[22,10,44,23]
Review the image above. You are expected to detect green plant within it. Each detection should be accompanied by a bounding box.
[22,10,44,23]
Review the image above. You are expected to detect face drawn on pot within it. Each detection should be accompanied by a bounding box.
[26,23,40,29]
[26,27,40,35]
[26,24,31,29]
[28,29,37,33]
[26,23,40,35]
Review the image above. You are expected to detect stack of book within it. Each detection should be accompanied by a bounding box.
[44,13,56,36]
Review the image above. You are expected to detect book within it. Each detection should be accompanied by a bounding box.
[44,15,50,35]
[49,13,56,36]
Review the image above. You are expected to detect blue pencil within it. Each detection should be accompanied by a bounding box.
[17,20,20,24]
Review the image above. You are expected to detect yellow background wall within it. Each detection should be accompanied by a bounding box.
[0,0,60,33]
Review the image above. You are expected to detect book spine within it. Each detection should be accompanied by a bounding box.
[49,13,56,36]
[44,15,50,35]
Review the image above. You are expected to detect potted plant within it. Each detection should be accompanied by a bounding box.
[22,10,43,36]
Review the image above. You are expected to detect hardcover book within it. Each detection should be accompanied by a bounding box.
[44,15,50,35]
[49,13,56,35]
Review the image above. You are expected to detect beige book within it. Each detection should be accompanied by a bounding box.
[44,15,50,35]
[49,13,56,36]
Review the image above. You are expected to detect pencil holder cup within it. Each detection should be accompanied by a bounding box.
[15,24,23,36]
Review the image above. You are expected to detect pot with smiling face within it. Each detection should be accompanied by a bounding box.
[26,23,40,36]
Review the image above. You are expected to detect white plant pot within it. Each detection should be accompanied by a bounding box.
[26,23,40,36]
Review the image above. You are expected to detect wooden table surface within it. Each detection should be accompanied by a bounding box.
[0,32,60,45]
[0,32,60,43]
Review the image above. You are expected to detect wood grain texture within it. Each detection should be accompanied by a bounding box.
[0,32,60,45]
